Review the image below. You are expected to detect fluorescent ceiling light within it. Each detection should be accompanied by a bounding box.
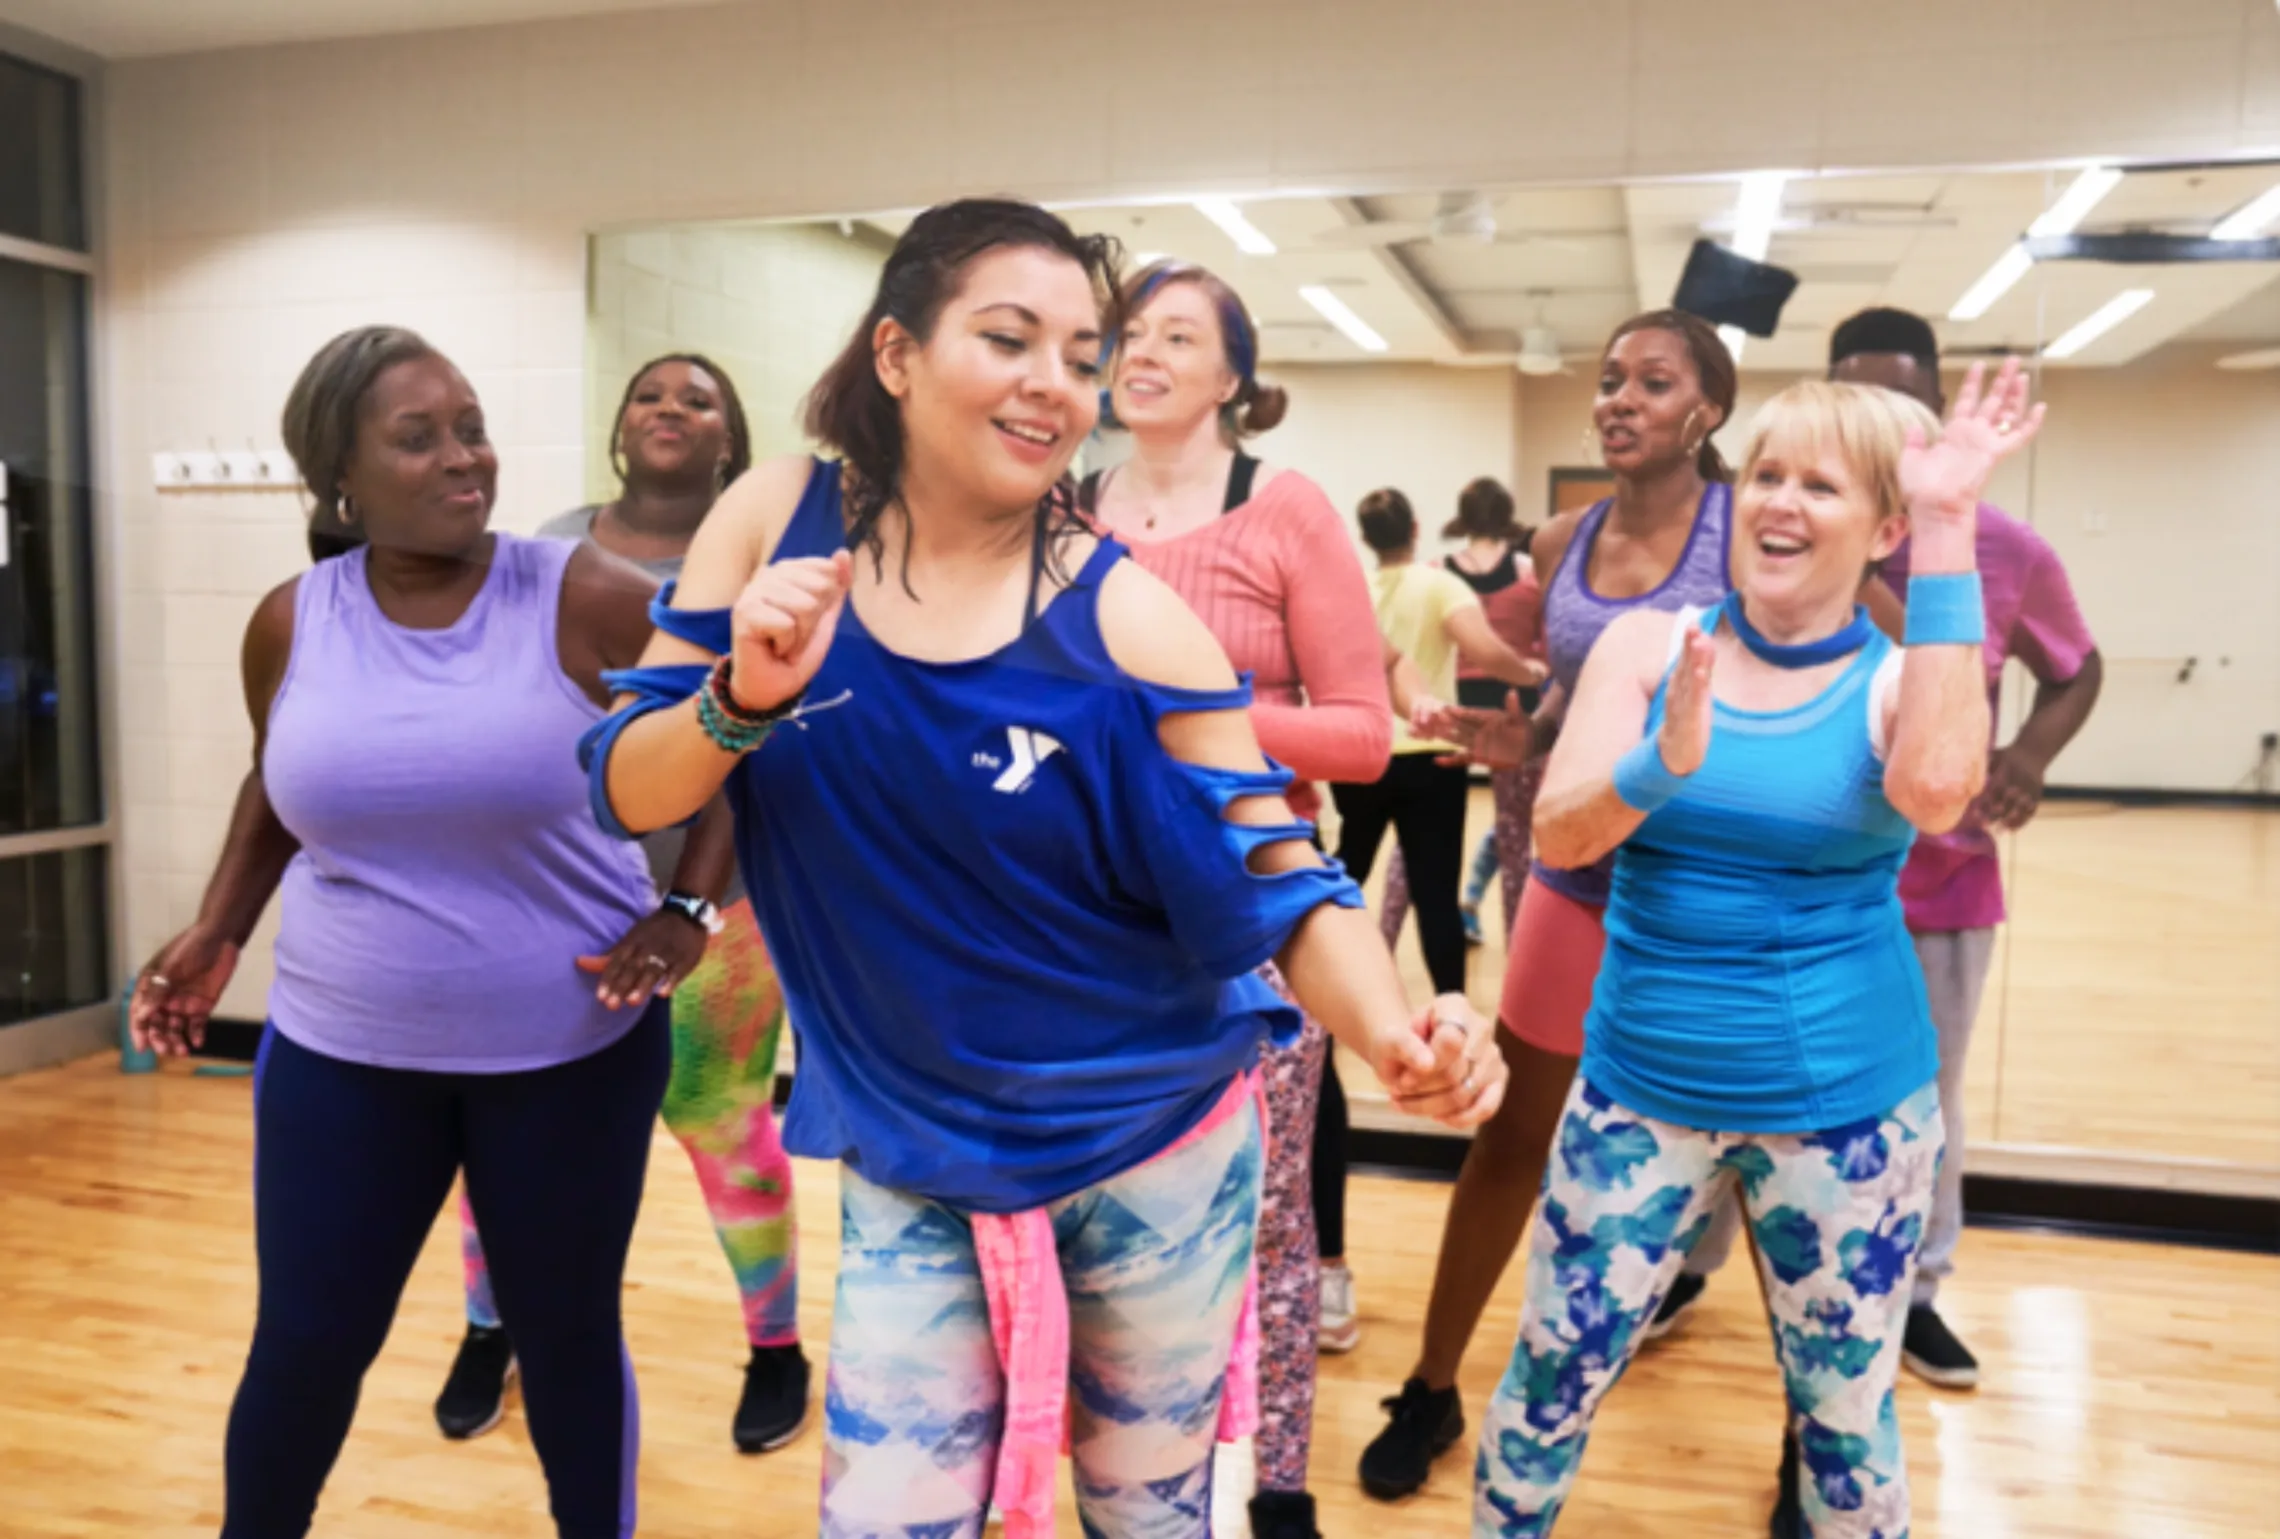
[1299,285,1388,353]
[1716,324,1747,367]
[1133,251,1166,265]
[1729,172,1788,262]
[2044,288,2154,360]
[2028,166,2124,239]
[2211,182,2280,241]
[1950,166,2123,322]
[1948,243,2035,321]
[1193,199,1275,256]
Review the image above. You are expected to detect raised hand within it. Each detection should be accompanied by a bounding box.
[1657,626,1716,777]
[131,924,241,1057]
[1901,356,2046,522]
[728,550,854,713]
[1371,993,1508,1129]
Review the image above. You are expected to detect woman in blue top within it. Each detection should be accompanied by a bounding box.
[1472,363,2044,1539]
[583,200,1508,1539]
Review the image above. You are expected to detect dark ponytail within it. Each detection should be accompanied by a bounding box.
[801,198,1123,584]
[1604,308,1737,482]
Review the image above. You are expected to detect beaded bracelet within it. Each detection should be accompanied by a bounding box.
[696,656,802,755]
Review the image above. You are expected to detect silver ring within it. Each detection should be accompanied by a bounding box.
[643,953,669,972]
[148,974,171,989]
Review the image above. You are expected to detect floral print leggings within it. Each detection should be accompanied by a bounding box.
[1475,1077,1942,1539]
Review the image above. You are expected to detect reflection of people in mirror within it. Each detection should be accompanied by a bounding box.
[585,199,1506,1539]
[1474,359,2047,1539]
[1080,258,1389,1537]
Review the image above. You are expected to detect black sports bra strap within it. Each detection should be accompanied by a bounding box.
[1223,452,1259,513]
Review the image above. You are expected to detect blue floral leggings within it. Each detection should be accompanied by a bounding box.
[1475,1077,1943,1539]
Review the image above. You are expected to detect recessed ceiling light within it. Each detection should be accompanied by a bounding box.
[2028,166,2124,239]
[1950,166,2123,322]
[1299,285,1388,353]
[2211,182,2280,241]
[2044,289,2154,360]
[1193,200,1276,256]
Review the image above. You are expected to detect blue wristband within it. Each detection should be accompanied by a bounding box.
[1903,572,1986,648]
[1611,736,1687,813]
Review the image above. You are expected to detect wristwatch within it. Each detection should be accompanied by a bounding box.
[661,890,724,936]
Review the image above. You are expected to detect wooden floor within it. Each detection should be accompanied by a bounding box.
[1357,798,2280,1172]
[4,1060,2276,1536]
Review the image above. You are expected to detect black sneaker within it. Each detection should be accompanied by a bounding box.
[1359,1377,1464,1501]
[733,1343,812,1453]
[1769,1426,1801,1539]
[1248,1490,1322,1539]
[1901,1304,1980,1389]
[1643,1269,1708,1343]
[434,1324,516,1440]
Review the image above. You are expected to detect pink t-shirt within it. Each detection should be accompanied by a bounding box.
[1881,502,2097,932]
[1118,471,1392,823]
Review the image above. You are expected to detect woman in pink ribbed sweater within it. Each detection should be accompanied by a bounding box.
[1081,259,1394,1539]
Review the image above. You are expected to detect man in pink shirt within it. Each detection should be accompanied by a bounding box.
[1653,307,2102,1539]
[1832,308,2103,1391]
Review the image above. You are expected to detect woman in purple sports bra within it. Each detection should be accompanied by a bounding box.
[1360,309,1740,1501]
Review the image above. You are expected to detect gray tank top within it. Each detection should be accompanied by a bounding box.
[538,505,742,905]
[1534,482,1732,906]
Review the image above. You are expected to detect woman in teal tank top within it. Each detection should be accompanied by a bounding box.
[1474,365,2047,1539]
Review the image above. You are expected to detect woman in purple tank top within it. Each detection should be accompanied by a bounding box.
[1361,309,1741,1501]
[127,328,734,1539]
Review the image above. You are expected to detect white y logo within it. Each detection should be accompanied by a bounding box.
[992,727,1064,793]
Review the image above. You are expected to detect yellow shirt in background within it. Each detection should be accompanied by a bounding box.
[1371,562,1480,755]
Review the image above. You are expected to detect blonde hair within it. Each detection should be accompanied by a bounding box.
[1738,380,1942,524]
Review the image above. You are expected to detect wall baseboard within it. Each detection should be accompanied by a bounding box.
[1346,1126,2280,1256]
[0,1005,119,1077]
[176,1020,2278,1254]
[2043,784,2276,810]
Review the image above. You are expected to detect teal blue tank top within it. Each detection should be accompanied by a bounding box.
[1580,607,1937,1133]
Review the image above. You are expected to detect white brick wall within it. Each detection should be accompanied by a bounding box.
[92,0,2280,1002]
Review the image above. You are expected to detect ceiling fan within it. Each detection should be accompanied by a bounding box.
[2215,346,2280,370]
[1312,192,1601,251]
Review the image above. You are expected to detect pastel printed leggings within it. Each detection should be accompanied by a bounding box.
[821,1099,1262,1537]
[1475,1077,1943,1539]
[463,900,799,1348]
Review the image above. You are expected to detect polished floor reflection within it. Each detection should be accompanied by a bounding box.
[1362,797,2280,1172]
[2,1059,2274,1536]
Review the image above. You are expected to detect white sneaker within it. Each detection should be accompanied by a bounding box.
[1319,1261,1361,1354]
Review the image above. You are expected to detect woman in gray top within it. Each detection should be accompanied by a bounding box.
[435,354,813,1455]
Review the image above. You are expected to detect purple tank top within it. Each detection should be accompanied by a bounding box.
[1535,482,1733,906]
[263,534,654,1071]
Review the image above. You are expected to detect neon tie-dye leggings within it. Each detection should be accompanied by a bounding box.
[462,898,799,1348]
[1475,1077,1942,1539]
[821,1098,1262,1537]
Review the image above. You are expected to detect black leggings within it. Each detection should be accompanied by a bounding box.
[223,1005,670,1539]
[1333,752,1472,995]
[1311,1050,1349,1260]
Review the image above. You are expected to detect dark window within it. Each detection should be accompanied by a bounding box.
[0,258,98,835]
[0,51,84,251]
[0,845,107,1023]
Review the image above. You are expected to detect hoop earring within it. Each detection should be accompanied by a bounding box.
[338,494,359,526]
